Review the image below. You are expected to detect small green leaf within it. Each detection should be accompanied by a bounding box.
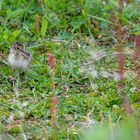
[8,9,24,18]
[13,30,20,38]
[41,16,48,38]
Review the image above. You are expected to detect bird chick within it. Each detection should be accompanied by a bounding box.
[8,42,32,71]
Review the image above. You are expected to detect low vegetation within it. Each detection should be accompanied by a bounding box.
[0,0,140,139]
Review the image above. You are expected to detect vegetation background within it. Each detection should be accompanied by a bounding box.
[0,0,140,139]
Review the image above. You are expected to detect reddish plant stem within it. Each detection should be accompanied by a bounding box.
[118,53,125,81]
[51,96,59,128]
[48,53,59,128]
[117,0,124,91]
[133,35,140,140]
[48,53,56,95]
[36,14,41,34]
[116,0,133,115]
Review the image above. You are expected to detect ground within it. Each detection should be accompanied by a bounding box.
[0,0,140,139]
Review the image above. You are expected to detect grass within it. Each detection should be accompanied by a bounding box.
[0,0,140,139]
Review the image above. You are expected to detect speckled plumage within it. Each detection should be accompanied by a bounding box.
[8,42,32,71]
